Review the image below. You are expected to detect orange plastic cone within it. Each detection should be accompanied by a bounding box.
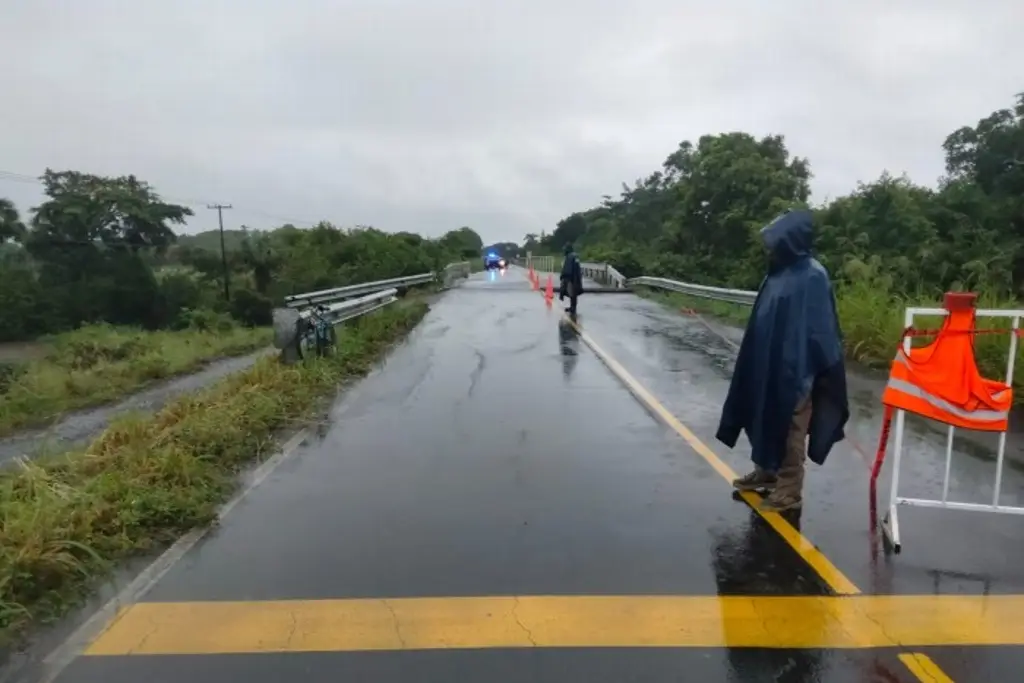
[545,274,554,302]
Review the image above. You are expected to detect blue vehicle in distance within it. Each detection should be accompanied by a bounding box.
[484,252,506,270]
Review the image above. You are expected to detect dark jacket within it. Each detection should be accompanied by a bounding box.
[560,251,584,296]
[715,210,849,470]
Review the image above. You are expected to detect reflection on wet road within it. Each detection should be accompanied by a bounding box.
[38,268,1024,683]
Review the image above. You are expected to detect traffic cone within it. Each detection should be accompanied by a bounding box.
[544,274,554,303]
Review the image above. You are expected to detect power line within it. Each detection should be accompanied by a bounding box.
[0,169,320,227]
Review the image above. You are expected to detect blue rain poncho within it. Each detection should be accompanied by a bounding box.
[715,210,850,471]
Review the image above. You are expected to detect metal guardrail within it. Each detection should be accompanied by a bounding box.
[273,288,401,359]
[273,264,471,361]
[284,273,436,309]
[298,288,398,322]
[628,276,758,306]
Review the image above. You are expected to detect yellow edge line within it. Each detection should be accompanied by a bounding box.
[86,594,1024,655]
[567,318,861,596]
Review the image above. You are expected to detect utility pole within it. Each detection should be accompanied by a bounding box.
[207,203,232,302]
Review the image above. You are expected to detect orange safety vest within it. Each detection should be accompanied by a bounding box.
[881,295,1012,432]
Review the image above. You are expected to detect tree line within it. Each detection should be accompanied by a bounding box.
[541,93,1024,299]
[0,171,485,342]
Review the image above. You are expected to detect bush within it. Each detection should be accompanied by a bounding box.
[230,289,273,327]
[0,362,25,393]
[173,308,235,333]
[157,272,207,324]
[0,261,53,341]
[47,325,157,371]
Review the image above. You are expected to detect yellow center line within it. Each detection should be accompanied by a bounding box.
[564,314,955,682]
[898,653,956,683]
[86,594,1024,656]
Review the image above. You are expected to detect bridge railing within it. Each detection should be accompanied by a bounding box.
[441,261,471,288]
[545,257,756,302]
[628,276,757,306]
[525,255,558,274]
[581,262,628,289]
[519,256,628,290]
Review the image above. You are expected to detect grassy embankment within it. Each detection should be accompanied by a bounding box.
[637,279,1024,391]
[0,300,428,644]
[0,321,271,437]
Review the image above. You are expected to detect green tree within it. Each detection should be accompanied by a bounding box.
[29,170,191,252]
[0,198,25,244]
[439,226,484,259]
[23,170,193,330]
[549,93,1024,299]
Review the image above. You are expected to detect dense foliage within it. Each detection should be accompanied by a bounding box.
[544,93,1024,299]
[0,174,483,342]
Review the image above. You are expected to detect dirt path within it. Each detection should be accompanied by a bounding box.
[0,349,273,467]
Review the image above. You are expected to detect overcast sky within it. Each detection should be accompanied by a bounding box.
[1,0,1021,245]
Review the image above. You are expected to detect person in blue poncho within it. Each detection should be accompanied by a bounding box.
[559,242,583,315]
[715,209,849,512]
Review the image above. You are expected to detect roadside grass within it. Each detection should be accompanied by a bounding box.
[0,301,428,643]
[0,322,271,437]
[636,281,1024,392]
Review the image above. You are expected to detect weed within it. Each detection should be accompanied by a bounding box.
[0,301,427,644]
[0,323,270,436]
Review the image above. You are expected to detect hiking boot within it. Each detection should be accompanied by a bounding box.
[759,491,803,512]
[732,469,777,492]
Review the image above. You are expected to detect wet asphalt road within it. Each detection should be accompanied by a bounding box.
[39,268,1024,682]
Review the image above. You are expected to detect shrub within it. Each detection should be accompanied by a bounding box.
[230,289,273,327]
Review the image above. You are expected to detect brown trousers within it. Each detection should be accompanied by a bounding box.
[775,394,812,497]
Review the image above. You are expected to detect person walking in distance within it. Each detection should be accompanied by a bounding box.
[559,242,584,316]
[715,210,849,512]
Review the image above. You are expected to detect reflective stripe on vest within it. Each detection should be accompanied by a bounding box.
[885,377,1008,424]
[883,350,1011,431]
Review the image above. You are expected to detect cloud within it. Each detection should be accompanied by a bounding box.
[1,0,1021,244]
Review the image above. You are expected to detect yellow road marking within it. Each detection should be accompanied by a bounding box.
[86,594,1024,655]
[565,314,959,680]
[898,653,956,683]
[567,318,861,595]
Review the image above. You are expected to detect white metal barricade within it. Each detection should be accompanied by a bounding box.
[881,305,1023,553]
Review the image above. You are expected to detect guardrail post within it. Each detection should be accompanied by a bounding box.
[273,307,302,364]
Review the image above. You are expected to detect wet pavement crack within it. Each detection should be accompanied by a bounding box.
[381,599,407,648]
[126,615,160,655]
[467,350,486,398]
[508,337,544,355]
[859,608,903,647]
[284,609,299,648]
[511,596,537,647]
